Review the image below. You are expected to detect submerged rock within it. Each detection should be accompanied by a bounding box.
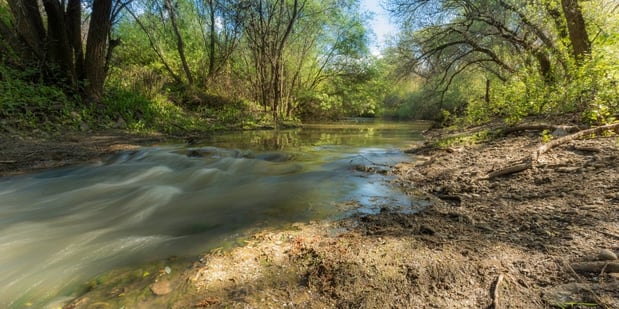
[150,280,172,296]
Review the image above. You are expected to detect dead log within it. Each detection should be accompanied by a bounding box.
[483,122,619,180]
[501,124,581,135]
[571,261,619,274]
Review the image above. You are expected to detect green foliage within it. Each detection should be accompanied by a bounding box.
[383,70,484,123]
[541,129,553,143]
[0,66,77,131]
[478,52,619,125]
[100,88,215,133]
[384,0,619,126]
[298,56,388,120]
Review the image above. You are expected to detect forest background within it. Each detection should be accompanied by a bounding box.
[0,0,617,134]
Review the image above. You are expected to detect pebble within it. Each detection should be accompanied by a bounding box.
[597,249,618,261]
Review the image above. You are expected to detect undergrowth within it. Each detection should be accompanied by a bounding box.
[0,65,272,135]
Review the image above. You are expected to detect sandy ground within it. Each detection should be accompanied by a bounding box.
[1,126,618,308]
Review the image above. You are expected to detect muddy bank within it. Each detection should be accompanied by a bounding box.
[0,130,168,177]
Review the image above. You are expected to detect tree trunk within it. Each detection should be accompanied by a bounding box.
[7,0,45,60]
[85,0,113,102]
[67,0,85,81]
[208,0,216,79]
[561,0,590,61]
[535,51,553,82]
[484,78,491,105]
[42,0,76,84]
[165,0,194,85]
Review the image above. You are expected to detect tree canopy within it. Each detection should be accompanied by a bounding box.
[384,0,618,124]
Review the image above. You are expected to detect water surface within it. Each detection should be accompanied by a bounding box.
[0,121,429,308]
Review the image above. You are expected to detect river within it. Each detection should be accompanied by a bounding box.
[0,121,429,308]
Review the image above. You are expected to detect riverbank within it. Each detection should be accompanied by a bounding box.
[0,130,170,177]
[2,126,618,308]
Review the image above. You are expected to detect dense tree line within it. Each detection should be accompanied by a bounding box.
[0,0,616,131]
[0,0,385,130]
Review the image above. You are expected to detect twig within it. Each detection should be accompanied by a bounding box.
[491,273,504,309]
[483,160,532,180]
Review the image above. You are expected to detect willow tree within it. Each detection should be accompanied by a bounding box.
[244,0,307,125]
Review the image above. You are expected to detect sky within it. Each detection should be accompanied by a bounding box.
[360,0,398,55]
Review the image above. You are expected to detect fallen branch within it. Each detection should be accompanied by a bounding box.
[501,124,581,136]
[533,122,619,161]
[483,122,619,180]
[571,261,619,274]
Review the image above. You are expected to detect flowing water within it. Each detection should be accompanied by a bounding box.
[0,121,430,308]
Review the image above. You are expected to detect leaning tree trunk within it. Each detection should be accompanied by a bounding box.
[84,0,113,102]
[165,0,194,85]
[561,0,590,61]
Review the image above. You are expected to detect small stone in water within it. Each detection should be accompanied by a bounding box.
[164,266,172,274]
[150,280,172,296]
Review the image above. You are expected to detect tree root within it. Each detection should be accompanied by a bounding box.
[482,123,619,180]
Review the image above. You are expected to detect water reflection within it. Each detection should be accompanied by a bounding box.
[0,121,429,308]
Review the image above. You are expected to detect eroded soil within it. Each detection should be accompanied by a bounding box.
[1,127,618,308]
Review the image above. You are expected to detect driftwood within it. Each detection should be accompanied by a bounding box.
[501,124,581,135]
[483,122,619,180]
[571,261,619,274]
